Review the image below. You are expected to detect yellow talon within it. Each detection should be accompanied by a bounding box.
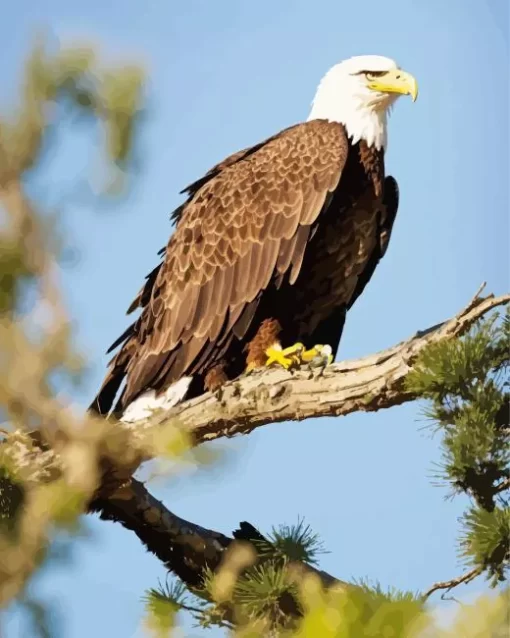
[300,345,323,363]
[264,342,333,370]
[282,342,306,359]
[306,344,334,368]
[265,342,304,369]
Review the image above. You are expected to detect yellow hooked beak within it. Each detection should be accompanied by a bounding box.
[368,69,418,102]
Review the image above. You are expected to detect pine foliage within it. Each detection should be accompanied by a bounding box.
[1,35,508,638]
[407,309,509,584]
[0,36,145,625]
[143,309,509,634]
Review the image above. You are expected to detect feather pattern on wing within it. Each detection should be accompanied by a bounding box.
[92,120,349,414]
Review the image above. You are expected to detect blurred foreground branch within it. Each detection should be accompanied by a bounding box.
[1,286,507,616]
[0,37,145,609]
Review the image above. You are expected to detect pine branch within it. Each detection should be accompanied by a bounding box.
[423,566,482,600]
[90,477,349,623]
[1,286,508,623]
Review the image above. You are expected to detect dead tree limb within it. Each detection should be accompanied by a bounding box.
[1,286,508,620]
[139,288,509,446]
[87,286,508,614]
[10,287,506,487]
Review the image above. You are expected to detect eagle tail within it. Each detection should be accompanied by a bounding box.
[88,360,127,417]
[114,376,193,423]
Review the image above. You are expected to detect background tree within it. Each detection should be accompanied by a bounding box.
[1,14,509,638]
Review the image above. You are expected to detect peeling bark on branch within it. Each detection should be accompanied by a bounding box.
[85,288,508,610]
[143,289,510,445]
[1,287,508,619]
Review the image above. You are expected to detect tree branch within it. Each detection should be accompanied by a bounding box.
[1,286,508,620]
[7,287,506,493]
[495,478,510,494]
[90,477,349,620]
[137,288,509,446]
[423,567,482,600]
[90,478,231,588]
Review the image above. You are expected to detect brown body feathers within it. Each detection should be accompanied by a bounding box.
[90,120,399,416]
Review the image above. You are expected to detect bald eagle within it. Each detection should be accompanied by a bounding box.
[90,55,417,421]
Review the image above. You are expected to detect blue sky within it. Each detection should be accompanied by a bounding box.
[1,0,508,636]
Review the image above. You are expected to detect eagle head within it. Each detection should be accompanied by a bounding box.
[308,55,418,150]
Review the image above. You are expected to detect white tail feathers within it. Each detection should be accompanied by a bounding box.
[120,376,193,423]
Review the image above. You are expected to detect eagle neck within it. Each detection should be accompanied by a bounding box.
[307,74,391,150]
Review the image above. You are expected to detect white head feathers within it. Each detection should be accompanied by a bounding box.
[308,55,406,150]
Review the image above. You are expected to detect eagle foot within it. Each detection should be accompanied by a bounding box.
[264,342,305,370]
[264,342,334,370]
[302,344,334,367]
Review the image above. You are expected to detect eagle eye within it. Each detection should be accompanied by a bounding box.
[364,70,387,80]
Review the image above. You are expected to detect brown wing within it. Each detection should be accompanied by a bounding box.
[121,125,302,318]
[173,123,301,222]
[90,120,348,415]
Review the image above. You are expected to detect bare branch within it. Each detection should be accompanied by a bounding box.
[423,566,482,600]
[141,289,509,446]
[495,478,510,494]
[5,288,509,496]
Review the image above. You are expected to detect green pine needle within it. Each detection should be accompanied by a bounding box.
[352,577,422,605]
[233,559,299,626]
[143,579,188,623]
[460,506,510,585]
[196,565,216,600]
[267,517,328,566]
[406,311,509,508]
[406,313,504,401]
